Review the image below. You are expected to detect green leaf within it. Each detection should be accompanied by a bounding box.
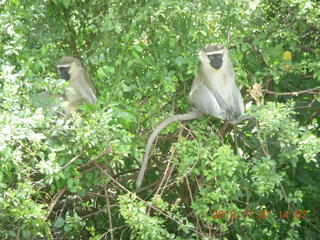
[54,217,65,228]
[62,0,70,8]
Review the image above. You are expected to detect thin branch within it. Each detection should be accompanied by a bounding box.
[156,125,201,191]
[78,145,112,171]
[105,187,114,240]
[46,187,67,218]
[136,180,160,192]
[62,153,82,170]
[295,99,316,109]
[154,129,182,197]
[263,86,320,96]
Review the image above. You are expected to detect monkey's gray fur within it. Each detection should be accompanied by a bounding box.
[136,44,247,189]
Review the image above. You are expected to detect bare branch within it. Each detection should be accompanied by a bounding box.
[263,86,320,96]
[46,187,67,218]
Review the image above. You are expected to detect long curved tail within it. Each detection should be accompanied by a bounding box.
[136,110,202,189]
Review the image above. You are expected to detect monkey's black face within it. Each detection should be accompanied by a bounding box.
[58,67,70,81]
[207,53,223,69]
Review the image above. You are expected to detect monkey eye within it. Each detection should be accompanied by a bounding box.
[58,66,69,71]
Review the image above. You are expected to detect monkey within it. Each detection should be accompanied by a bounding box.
[57,56,97,113]
[136,44,246,189]
[36,56,97,114]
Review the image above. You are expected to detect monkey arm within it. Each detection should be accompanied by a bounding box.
[71,71,97,104]
[231,86,245,119]
[197,79,242,121]
[78,86,97,104]
[136,110,202,190]
[189,82,230,120]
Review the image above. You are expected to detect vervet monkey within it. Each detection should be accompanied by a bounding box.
[136,44,246,189]
[57,56,97,113]
[36,56,97,114]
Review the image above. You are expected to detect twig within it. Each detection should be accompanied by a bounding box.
[295,99,316,109]
[46,187,67,218]
[78,145,112,171]
[154,130,180,197]
[80,206,117,219]
[62,153,82,170]
[105,187,114,240]
[156,124,201,191]
[16,227,20,240]
[263,86,320,96]
[136,181,160,192]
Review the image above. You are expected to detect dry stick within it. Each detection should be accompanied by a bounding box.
[157,163,198,191]
[154,128,184,197]
[103,225,130,239]
[119,225,131,240]
[295,99,316,109]
[62,153,82,170]
[149,148,176,214]
[137,180,160,193]
[105,187,114,240]
[185,177,194,203]
[46,187,67,218]
[81,206,117,219]
[93,163,206,238]
[157,145,201,191]
[79,145,112,171]
[185,177,206,237]
[160,164,175,196]
[156,124,200,192]
[307,109,320,124]
[149,121,203,194]
[58,197,67,219]
[16,228,20,240]
[185,173,212,236]
[154,150,175,197]
[185,174,209,236]
[263,86,320,96]
[159,128,186,195]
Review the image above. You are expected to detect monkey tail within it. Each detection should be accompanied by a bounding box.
[136,110,202,190]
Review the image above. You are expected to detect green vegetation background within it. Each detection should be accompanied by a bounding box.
[0,0,319,239]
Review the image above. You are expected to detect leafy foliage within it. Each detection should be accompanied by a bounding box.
[0,0,319,239]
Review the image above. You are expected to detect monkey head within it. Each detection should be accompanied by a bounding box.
[199,44,227,70]
[57,56,81,81]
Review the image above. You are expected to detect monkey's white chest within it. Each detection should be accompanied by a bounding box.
[208,71,233,101]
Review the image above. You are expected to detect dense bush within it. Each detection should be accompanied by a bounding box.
[0,0,319,239]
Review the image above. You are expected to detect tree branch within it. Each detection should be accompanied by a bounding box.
[263,86,320,96]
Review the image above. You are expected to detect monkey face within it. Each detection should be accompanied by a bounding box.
[58,66,70,81]
[207,53,223,69]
